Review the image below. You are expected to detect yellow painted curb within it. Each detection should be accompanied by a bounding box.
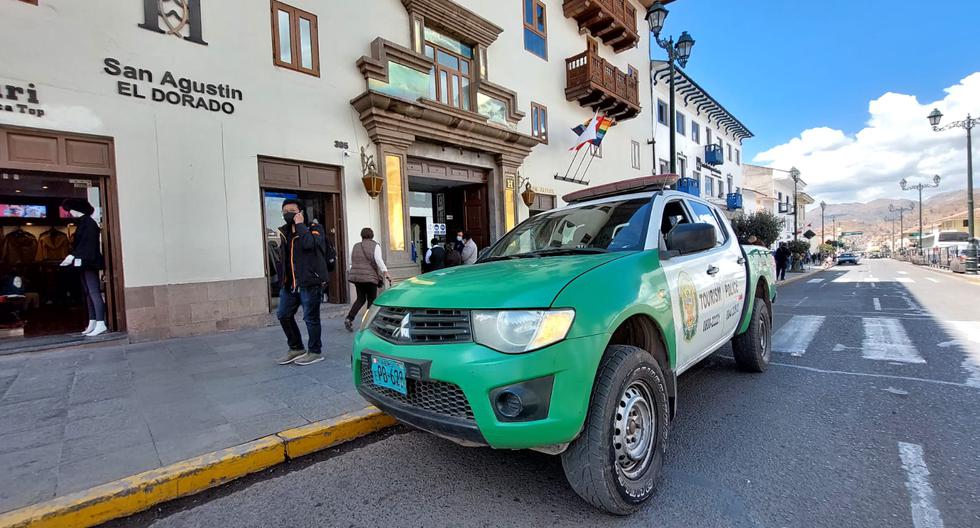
[0,408,394,528]
[278,406,398,459]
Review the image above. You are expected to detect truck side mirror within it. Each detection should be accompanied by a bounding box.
[666,223,716,255]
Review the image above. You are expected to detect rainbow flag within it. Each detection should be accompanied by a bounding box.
[570,114,615,151]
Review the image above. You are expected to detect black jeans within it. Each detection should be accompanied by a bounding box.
[277,285,322,354]
[346,282,378,322]
[80,269,105,321]
[776,263,787,281]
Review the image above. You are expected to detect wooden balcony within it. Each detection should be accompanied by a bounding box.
[563,0,639,52]
[565,43,640,120]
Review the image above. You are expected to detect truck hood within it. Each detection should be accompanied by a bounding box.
[377,253,632,309]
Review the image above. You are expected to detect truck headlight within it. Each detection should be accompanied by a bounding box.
[472,309,575,354]
[360,305,381,331]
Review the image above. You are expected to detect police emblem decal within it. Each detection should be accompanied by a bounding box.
[677,272,699,342]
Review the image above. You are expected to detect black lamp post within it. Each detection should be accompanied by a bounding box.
[646,2,694,174]
[900,175,940,256]
[820,200,826,244]
[790,167,801,241]
[928,108,978,274]
[889,203,914,252]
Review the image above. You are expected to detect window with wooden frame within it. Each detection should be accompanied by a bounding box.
[523,0,547,59]
[631,141,641,170]
[422,27,474,111]
[271,1,319,76]
[531,102,548,143]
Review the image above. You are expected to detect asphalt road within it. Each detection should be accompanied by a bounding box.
[110,259,980,528]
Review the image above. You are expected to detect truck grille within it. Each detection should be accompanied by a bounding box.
[370,307,471,344]
[360,358,474,421]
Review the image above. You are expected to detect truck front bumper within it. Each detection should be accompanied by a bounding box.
[353,330,609,450]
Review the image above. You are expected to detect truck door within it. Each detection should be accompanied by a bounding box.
[688,201,747,339]
[658,199,725,372]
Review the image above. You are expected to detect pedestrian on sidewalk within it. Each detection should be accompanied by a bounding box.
[425,237,446,271]
[344,227,390,332]
[774,242,790,281]
[460,232,479,265]
[276,199,330,366]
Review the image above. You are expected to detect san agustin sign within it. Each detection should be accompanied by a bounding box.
[103,57,242,114]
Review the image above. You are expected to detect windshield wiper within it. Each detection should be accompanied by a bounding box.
[479,253,541,263]
[528,247,609,256]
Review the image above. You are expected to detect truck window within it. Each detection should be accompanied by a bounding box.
[660,200,691,238]
[687,201,725,246]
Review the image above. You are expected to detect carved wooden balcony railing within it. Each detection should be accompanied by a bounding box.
[565,44,640,120]
[563,0,639,52]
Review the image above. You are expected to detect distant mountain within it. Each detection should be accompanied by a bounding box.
[804,190,979,242]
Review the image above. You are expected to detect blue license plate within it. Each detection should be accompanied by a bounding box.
[371,356,407,395]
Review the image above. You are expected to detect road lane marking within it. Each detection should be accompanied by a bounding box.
[772,315,824,356]
[873,298,882,311]
[807,278,824,283]
[862,318,925,363]
[794,296,809,307]
[897,442,945,528]
[896,277,914,283]
[924,277,940,283]
[943,321,980,388]
[720,357,978,389]
[898,271,909,274]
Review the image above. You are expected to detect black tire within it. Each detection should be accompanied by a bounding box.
[560,345,669,515]
[732,297,771,372]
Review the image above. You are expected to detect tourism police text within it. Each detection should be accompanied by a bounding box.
[103,58,242,115]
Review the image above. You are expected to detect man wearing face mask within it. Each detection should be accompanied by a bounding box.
[276,199,329,366]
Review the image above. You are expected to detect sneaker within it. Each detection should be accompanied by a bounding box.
[294,352,324,366]
[277,348,306,365]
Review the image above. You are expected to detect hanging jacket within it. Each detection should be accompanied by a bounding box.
[277,221,329,290]
[36,229,71,261]
[2,230,38,265]
[70,215,105,269]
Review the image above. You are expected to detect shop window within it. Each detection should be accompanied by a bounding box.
[531,102,548,143]
[385,155,405,251]
[423,27,473,110]
[631,141,641,170]
[523,0,547,59]
[271,1,320,76]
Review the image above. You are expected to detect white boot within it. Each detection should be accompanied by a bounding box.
[82,320,96,335]
[85,321,107,337]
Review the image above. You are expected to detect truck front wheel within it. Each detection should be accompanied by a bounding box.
[560,345,669,515]
[731,298,772,372]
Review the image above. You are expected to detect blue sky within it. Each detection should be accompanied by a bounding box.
[654,0,980,163]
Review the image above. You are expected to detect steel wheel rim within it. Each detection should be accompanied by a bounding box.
[760,315,771,362]
[613,380,656,480]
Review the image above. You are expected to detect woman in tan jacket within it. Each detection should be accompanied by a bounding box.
[344,227,390,331]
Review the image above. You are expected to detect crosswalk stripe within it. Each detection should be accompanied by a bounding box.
[897,442,945,528]
[898,271,909,274]
[807,278,824,283]
[925,277,940,283]
[943,321,980,388]
[896,277,915,283]
[773,315,824,356]
[862,318,925,363]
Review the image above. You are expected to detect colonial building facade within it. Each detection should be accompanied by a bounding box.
[743,164,815,244]
[1,0,668,342]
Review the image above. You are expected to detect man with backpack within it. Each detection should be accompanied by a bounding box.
[275,199,330,366]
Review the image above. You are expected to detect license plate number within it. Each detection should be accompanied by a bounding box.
[371,356,407,395]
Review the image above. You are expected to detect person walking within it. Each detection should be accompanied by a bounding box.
[276,199,330,366]
[774,242,790,281]
[60,199,107,337]
[460,232,479,265]
[424,238,446,271]
[344,227,390,332]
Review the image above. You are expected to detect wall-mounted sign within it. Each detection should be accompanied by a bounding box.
[139,0,207,45]
[103,57,242,114]
[0,81,43,118]
[433,223,446,235]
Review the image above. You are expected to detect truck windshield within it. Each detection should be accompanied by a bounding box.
[482,198,652,261]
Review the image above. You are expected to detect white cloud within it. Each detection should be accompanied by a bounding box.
[753,72,980,203]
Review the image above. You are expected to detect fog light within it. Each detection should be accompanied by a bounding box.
[495,390,523,419]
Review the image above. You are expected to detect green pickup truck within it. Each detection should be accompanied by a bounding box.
[353,175,776,514]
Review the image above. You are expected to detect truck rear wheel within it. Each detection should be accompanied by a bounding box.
[560,345,669,515]
[731,298,771,372]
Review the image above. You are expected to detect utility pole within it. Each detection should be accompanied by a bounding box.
[889,203,914,252]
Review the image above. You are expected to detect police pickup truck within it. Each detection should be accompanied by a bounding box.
[353,175,776,514]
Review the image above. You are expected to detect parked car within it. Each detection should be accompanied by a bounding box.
[352,175,776,515]
[949,243,974,273]
[837,253,859,265]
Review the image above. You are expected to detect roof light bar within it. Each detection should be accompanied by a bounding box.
[563,174,680,204]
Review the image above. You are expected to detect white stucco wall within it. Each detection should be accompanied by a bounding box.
[0,0,662,291]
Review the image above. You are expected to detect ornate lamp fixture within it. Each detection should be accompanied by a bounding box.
[360,147,383,198]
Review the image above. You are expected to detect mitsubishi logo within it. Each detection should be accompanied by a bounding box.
[392,313,412,340]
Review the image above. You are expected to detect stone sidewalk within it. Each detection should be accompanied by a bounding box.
[0,316,365,514]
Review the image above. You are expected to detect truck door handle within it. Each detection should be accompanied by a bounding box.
[737,257,746,264]
[707,265,720,276]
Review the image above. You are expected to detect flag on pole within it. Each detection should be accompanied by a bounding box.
[570,113,615,151]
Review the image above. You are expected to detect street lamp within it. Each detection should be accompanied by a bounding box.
[820,200,827,244]
[647,2,694,174]
[790,167,801,241]
[900,175,940,257]
[889,202,914,252]
[927,108,978,274]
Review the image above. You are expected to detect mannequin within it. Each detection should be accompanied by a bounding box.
[60,198,107,337]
